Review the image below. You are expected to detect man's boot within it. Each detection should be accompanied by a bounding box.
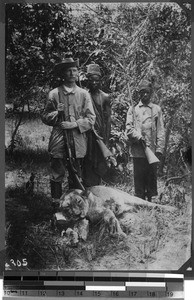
[50,180,62,212]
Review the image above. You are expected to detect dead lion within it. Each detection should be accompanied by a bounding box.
[54,185,176,243]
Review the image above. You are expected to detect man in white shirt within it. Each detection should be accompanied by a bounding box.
[125,80,165,201]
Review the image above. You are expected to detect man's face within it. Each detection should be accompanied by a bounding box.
[88,75,101,91]
[139,88,152,105]
[62,67,78,83]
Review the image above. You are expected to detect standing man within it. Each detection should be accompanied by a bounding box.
[125,79,165,202]
[87,63,111,145]
[42,57,96,201]
[83,63,112,186]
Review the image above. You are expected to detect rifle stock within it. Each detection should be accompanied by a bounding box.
[144,146,159,164]
[141,140,159,164]
[92,129,112,158]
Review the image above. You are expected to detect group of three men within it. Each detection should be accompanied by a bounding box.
[42,57,165,205]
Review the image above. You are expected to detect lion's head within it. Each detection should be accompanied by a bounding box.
[59,190,90,221]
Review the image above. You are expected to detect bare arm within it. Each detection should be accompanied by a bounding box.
[76,92,96,133]
[103,96,111,145]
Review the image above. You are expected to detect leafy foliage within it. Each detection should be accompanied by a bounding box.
[5,3,192,272]
[6,2,191,176]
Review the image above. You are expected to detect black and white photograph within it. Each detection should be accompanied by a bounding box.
[5,2,192,271]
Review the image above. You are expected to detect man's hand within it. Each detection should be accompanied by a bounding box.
[57,103,64,112]
[140,137,146,148]
[107,156,117,167]
[60,121,78,130]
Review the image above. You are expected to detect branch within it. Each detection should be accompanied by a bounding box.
[84,4,102,16]
[165,173,191,186]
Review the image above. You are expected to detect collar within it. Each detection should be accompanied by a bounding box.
[61,84,77,95]
[138,101,153,108]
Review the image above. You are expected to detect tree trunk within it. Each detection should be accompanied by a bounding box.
[159,112,175,175]
[8,104,25,155]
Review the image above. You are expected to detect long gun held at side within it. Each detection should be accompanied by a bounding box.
[63,129,85,190]
[58,94,85,191]
[127,83,159,165]
[141,140,159,164]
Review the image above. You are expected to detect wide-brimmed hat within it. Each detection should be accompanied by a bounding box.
[139,79,152,91]
[86,64,101,77]
[53,57,79,75]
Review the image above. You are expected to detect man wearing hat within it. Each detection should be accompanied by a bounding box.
[83,63,112,186]
[125,79,165,202]
[42,57,96,201]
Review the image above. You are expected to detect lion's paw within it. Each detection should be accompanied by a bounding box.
[103,209,126,238]
[62,228,79,246]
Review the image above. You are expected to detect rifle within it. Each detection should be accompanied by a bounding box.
[141,139,159,164]
[92,128,113,158]
[127,83,159,165]
[58,92,85,191]
[62,128,85,190]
